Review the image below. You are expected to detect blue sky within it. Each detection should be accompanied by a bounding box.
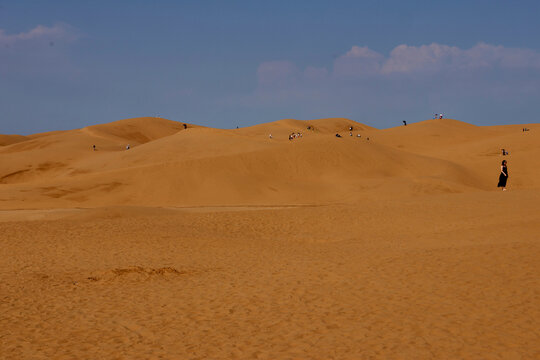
[1,0,539,134]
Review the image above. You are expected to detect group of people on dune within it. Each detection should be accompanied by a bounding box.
[284,125,367,141]
[288,132,303,141]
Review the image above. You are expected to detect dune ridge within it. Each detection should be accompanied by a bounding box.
[1,117,538,208]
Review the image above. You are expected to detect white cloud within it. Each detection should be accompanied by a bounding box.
[0,23,77,46]
[381,43,462,73]
[333,45,384,77]
[331,43,540,76]
[343,45,383,59]
[467,43,540,69]
[256,43,540,82]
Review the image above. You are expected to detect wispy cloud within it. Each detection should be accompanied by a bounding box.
[254,43,540,84]
[231,42,540,126]
[0,23,78,47]
[0,23,79,75]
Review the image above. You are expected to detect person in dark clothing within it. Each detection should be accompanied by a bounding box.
[183,123,187,129]
[497,160,508,191]
[335,133,342,138]
[403,120,407,126]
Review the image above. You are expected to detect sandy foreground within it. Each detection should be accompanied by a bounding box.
[1,117,539,359]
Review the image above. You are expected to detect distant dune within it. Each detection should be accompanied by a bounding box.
[0,117,538,209]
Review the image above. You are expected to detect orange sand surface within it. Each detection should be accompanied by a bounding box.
[1,117,539,359]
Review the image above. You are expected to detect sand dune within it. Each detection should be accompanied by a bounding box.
[0,134,28,146]
[1,117,539,359]
[0,117,186,186]
[83,116,193,144]
[235,117,376,138]
[3,117,533,208]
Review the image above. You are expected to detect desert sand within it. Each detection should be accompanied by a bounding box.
[1,117,539,359]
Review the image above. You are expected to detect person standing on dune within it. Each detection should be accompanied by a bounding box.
[498,160,508,191]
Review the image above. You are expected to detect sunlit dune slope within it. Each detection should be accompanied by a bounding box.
[0,117,538,208]
[375,119,540,188]
[0,117,189,184]
[375,118,491,151]
[83,116,192,144]
[236,117,375,138]
[375,118,538,158]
